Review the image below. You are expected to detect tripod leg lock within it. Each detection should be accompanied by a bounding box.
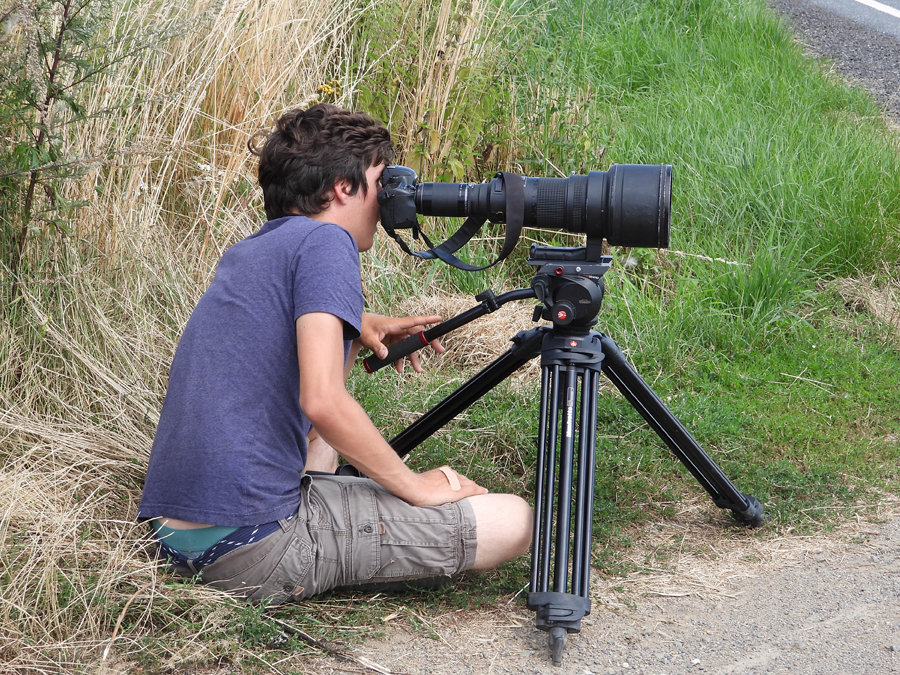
[527,592,591,633]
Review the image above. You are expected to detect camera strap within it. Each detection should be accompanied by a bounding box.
[388,172,525,272]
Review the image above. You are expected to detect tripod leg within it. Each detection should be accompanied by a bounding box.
[572,368,599,597]
[549,626,567,665]
[552,365,577,593]
[528,332,601,664]
[388,327,546,458]
[531,365,559,595]
[599,334,764,527]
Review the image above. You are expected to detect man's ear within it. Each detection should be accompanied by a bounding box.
[330,178,354,206]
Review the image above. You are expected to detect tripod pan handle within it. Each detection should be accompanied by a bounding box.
[362,331,430,373]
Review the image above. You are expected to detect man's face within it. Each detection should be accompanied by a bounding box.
[350,162,386,252]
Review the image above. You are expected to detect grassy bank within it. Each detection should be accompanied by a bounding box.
[1,0,899,671]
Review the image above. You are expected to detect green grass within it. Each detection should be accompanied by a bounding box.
[353,278,900,583]
[508,0,900,278]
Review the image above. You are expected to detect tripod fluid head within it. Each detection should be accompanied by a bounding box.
[528,244,611,329]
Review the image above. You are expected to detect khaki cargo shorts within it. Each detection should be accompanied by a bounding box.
[195,474,478,604]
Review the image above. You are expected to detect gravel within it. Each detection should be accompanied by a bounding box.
[769,0,900,122]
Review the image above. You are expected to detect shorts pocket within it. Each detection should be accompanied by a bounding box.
[376,518,458,579]
[340,480,382,583]
[253,534,315,603]
[200,527,287,592]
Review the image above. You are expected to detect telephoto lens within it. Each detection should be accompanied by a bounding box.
[415,164,672,248]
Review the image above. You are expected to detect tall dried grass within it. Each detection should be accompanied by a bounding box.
[1,0,517,670]
[70,0,372,261]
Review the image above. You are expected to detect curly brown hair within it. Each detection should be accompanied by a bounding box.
[249,104,395,221]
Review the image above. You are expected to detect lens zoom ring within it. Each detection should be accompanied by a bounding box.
[536,179,567,229]
[571,177,586,233]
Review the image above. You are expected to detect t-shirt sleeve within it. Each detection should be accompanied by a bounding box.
[291,223,364,340]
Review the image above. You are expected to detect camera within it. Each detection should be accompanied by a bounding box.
[378,163,672,250]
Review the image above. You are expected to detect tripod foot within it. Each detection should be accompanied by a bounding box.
[731,494,765,528]
[549,626,567,665]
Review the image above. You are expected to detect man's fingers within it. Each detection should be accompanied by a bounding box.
[397,314,442,328]
[403,468,485,506]
[408,351,424,373]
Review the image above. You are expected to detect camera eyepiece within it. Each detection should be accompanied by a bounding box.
[380,164,671,249]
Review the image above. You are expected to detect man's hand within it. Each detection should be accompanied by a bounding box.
[358,312,445,373]
[404,466,488,507]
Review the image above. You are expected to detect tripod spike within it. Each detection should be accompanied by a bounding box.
[549,626,567,665]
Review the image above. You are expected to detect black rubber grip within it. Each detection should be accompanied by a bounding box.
[363,331,429,373]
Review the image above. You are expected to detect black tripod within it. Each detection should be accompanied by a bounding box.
[363,243,764,664]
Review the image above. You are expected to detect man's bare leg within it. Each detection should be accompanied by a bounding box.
[466,493,533,570]
[305,431,339,473]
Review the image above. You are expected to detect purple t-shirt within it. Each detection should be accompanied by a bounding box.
[138,216,363,526]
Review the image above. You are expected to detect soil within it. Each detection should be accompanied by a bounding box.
[305,505,900,675]
[305,4,900,673]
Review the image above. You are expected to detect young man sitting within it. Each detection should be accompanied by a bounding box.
[138,103,533,603]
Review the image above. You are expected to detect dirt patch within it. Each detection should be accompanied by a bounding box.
[297,499,900,675]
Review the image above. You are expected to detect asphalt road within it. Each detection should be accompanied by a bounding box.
[770,0,900,121]
[804,0,900,39]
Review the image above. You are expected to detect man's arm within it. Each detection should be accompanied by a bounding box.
[297,312,486,506]
[312,312,443,468]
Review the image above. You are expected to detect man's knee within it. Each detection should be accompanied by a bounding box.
[467,493,533,569]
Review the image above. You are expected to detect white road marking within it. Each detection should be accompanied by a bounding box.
[849,0,900,19]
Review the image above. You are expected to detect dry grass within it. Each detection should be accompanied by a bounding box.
[1,0,521,670]
[0,252,197,669]
[69,0,369,260]
[389,0,510,177]
[398,293,541,381]
[832,274,900,339]
[0,453,157,670]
